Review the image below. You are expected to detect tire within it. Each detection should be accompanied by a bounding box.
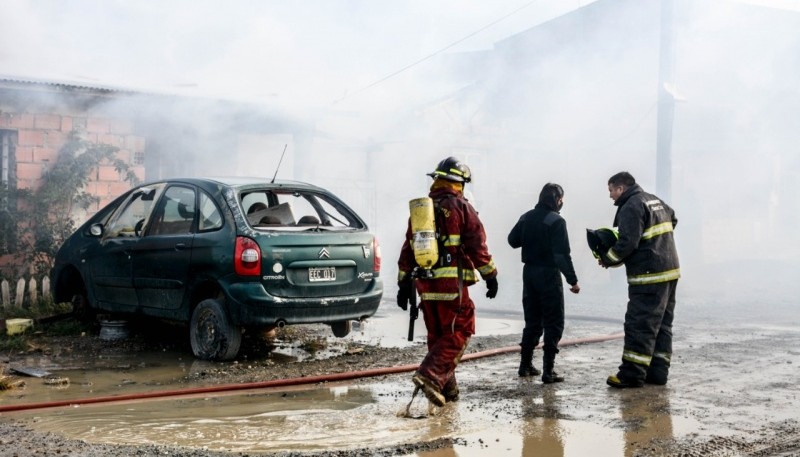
[190,299,242,361]
[331,320,352,338]
[71,292,95,322]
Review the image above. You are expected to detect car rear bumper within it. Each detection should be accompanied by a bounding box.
[226,279,383,327]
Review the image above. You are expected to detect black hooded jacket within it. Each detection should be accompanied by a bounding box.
[507,200,578,286]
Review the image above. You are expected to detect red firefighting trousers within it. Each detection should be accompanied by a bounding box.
[416,286,475,390]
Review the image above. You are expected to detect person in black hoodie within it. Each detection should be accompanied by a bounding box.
[508,183,580,383]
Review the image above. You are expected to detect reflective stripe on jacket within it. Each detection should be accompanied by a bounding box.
[606,184,680,285]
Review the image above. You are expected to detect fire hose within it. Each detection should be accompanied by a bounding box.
[0,332,623,414]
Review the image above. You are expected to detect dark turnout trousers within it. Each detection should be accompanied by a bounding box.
[618,280,678,383]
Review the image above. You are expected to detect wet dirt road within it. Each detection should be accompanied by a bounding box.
[1,294,799,456]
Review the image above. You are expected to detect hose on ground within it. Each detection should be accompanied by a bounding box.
[0,332,623,414]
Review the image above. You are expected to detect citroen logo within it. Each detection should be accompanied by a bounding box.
[318,247,330,259]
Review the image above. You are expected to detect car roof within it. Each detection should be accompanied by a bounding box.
[139,177,326,192]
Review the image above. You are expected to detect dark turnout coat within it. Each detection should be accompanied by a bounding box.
[605,184,680,285]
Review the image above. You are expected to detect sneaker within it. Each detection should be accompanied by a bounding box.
[412,373,446,407]
[518,364,542,377]
[606,374,644,388]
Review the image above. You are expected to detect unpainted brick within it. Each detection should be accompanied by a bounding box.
[15,146,34,163]
[98,133,124,148]
[97,197,114,209]
[110,119,134,135]
[18,130,45,147]
[97,165,120,181]
[133,165,145,182]
[45,131,68,149]
[87,117,110,133]
[16,162,43,182]
[107,180,132,197]
[83,181,98,195]
[61,116,74,132]
[1,113,34,129]
[125,135,146,152]
[33,147,58,163]
[34,114,61,130]
[114,149,131,163]
[72,117,87,131]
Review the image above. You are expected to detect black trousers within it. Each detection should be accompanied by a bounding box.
[618,280,678,381]
[520,264,564,357]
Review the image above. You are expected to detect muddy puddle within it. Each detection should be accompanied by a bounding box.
[6,372,704,456]
[0,306,639,455]
[6,300,793,456]
[9,379,695,455]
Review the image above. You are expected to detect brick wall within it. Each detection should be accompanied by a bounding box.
[1,111,146,213]
[0,110,146,273]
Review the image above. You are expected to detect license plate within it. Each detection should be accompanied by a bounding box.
[309,267,336,282]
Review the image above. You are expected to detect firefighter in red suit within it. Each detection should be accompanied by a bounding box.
[396,157,498,407]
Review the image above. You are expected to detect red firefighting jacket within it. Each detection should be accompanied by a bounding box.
[397,182,497,302]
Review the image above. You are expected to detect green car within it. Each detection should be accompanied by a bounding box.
[50,177,383,360]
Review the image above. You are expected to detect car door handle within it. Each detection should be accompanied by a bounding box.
[175,243,187,251]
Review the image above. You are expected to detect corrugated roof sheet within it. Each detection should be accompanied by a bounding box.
[0,74,139,94]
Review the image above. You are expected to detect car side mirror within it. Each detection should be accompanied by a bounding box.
[89,223,104,237]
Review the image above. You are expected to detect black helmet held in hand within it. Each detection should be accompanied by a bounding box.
[586,227,622,266]
[427,156,472,183]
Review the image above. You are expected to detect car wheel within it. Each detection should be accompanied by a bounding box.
[71,293,95,322]
[330,320,352,338]
[190,299,242,361]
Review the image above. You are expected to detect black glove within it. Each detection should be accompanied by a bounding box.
[485,276,498,299]
[397,280,412,310]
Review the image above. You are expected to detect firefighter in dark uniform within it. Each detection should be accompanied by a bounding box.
[508,183,580,383]
[598,171,680,388]
[397,157,498,406]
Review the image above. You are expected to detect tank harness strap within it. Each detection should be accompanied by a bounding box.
[434,196,464,332]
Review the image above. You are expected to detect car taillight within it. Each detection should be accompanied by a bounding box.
[235,236,261,276]
[373,237,381,273]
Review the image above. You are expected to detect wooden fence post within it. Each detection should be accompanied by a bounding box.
[15,278,25,309]
[29,277,38,306]
[1,279,9,310]
[42,276,50,301]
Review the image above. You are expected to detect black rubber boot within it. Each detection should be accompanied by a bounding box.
[541,352,564,384]
[443,376,459,402]
[518,344,541,377]
[645,359,670,385]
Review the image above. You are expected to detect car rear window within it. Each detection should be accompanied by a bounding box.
[241,189,363,230]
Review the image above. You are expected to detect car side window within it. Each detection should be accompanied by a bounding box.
[198,191,223,232]
[105,185,164,238]
[149,185,197,236]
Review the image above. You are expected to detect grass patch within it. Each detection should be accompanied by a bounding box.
[0,334,28,352]
[1,311,92,353]
[0,300,72,320]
